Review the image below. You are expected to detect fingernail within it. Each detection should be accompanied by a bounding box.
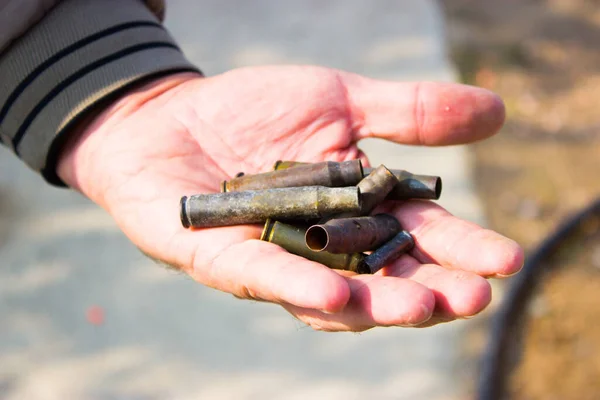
[401,304,433,326]
[319,304,347,315]
[495,258,525,278]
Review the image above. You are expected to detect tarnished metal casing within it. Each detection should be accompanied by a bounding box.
[261,219,369,274]
[223,160,363,192]
[361,230,415,274]
[273,161,442,201]
[363,167,442,201]
[357,165,399,214]
[305,214,401,254]
[181,186,361,228]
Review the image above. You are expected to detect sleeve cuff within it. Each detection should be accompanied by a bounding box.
[0,0,201,186]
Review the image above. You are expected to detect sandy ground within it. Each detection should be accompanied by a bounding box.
[441,0,600,397]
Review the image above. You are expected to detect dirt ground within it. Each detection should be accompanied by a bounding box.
[440,0,600,398]
[511,224,600,400]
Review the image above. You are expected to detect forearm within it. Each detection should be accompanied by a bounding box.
[0,0,201,186]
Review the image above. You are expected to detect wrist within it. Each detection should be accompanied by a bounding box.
[56,72,201,200]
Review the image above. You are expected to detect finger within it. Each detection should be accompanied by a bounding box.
[282,274,434,332]
[340,73,506,146]
[130,191,350,313]
[133,188,351,313]
[382,254,492,319]
[382,200,524,278]
[185,234,351,313]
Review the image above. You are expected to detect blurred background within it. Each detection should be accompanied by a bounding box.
[0,1,599,399]
[443,0,600,398]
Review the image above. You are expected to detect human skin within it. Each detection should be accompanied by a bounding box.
[56,65,524,332]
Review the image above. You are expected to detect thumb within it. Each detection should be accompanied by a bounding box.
[340,73,506,146]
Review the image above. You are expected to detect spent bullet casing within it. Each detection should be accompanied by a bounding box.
[363,167,442,201]
[273,161,442,201]
[180,186,362,228]
[361,231,415,274]
[357,165,399,214]
[223,160,363,192]
[305,214,401,254]
[316,164,399,222]
[261,219,369,274]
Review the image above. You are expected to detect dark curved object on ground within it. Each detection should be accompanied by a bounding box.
[477,196,600,400]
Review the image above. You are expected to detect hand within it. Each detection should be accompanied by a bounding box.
[57,66,523,331]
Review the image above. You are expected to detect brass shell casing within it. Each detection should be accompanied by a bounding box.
[272,161,442,201]
[261,219,369,274]
[222,160,363,192]
[357,165,399,214]
[363,167,442,201]
[305,214,401,254]
[181,186,361,228]
[361,230,415,274]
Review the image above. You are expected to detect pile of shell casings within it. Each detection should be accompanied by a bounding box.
[180,160,442,275]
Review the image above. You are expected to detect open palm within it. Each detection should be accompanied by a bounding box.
[58,66,523,331]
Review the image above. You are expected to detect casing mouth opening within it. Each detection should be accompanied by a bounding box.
[305,226,329,252]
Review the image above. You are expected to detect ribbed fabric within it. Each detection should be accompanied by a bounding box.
[0,0,166,52]
[0,0,200,185]
[0,0,59,53]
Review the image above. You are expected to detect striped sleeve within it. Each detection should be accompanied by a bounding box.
[0,0,201,186]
